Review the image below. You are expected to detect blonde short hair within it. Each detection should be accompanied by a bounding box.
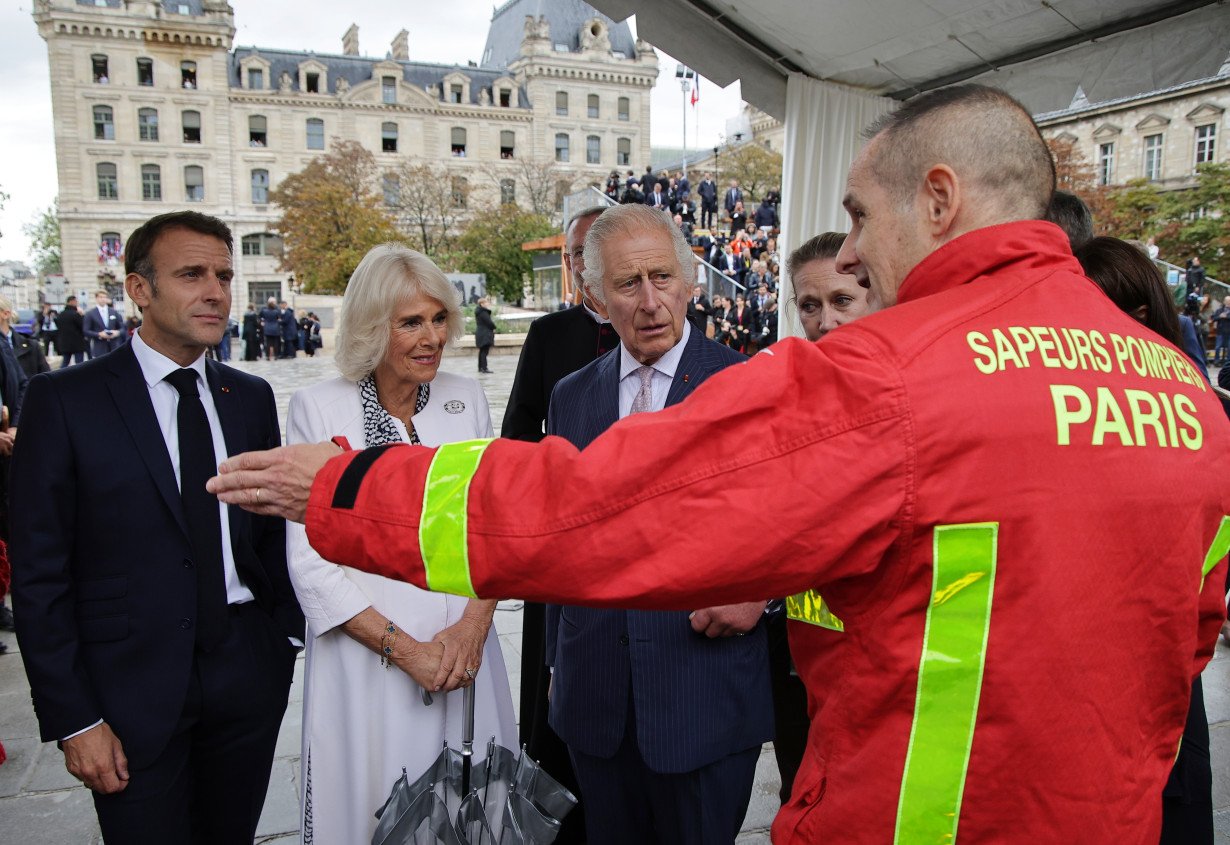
[335,243,463,382]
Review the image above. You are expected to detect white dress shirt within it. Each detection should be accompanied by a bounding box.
[617,320,690,418]
[130,329,254,605]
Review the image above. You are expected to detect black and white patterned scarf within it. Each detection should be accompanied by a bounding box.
[358,374,430,447]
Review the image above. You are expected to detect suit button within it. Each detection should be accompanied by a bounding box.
[180,618,192,629]
[618,635,629,645]
[183,558,193,569]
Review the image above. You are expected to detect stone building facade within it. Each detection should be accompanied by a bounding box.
[33,0,656,310]
[1033,65,1228,194]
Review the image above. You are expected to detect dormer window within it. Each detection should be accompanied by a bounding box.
[306,73,319,94]
[91,54,109,84]
[450,84,463,104]
[181,61,197,89]
[247,68,263,90]
[499,88,511,108]
[382,76,396,104]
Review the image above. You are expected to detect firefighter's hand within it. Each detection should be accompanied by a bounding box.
[208,441,343,523]
[689,602,766,638]
[62,722,129,794]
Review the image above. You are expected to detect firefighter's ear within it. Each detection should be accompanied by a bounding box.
[920,164,960,238]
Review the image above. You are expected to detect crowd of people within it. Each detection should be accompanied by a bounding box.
[245,298,321,361]
[3,81,1229,845]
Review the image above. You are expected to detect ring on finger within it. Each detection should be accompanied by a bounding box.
[465,667,476,679]
[255,488,262,504]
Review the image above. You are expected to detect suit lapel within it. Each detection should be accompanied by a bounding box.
[105,344,189,538]
[666,328,706,408]
[595,351,620,432]
[206,361,246,548]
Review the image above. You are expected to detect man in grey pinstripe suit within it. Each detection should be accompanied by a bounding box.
[544,204,773,844]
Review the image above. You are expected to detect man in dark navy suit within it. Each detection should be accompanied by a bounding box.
[82,289,126,358]
[545,203,772,844]
[10,211,303,844]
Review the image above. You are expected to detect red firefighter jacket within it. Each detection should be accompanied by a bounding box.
[307,221,1230,843]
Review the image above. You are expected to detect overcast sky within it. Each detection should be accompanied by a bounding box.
[0,1,744,265]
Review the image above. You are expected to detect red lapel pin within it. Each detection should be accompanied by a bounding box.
[221,386,231,394]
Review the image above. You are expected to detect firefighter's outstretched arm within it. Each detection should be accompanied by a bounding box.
[216,335,913,611]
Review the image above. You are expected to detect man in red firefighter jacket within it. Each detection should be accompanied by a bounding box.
[211,85,1230,843]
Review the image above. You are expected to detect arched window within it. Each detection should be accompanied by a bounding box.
[248,114,266,146]
[587,94,599,119]
[450,127,467,157]
[555,91,568,116]
[500,178,515,205]
[617,97,630,121]
[138,108,158,142]
[181,110,201,144]
[141,164,161,201]
[100,232,122,264]
[306,118,324,150]
[184,165,204,202]
[180,60,197,88]
[93,105,114,140]
[554,133,569,163]
[382,122,398,153]
[251,169,269,204]
[617,137,631,166]
[96,162,118,200]
[499,130,515,159]
[136,57,154,86]
[586,135,601,165]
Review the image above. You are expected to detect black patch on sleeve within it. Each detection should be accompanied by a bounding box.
[330,444,398,509]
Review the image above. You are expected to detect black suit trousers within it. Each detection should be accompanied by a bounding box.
[91,603,296,845]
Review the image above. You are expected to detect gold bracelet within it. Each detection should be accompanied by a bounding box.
[380,621,398,669]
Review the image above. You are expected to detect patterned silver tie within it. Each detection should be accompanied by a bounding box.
[630,365,655,415]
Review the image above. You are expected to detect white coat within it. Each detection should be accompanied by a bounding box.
[286,373,516,845]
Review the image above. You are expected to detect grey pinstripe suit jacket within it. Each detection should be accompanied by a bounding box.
[544,327,774,773]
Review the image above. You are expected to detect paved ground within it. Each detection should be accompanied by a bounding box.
[0,349,1226,842]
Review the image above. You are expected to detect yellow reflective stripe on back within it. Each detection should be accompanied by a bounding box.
[1201,516,1230,587]
[785,589,845,632]
[894,523,998,845]
[418,439,493,598]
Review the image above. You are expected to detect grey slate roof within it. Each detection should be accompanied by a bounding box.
[1034,69,1230,123]
[228,47,527,106]
[481,0,635,69]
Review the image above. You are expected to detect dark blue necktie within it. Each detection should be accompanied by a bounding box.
[165,368,229,650]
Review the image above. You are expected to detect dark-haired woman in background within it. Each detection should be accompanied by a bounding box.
[1075,235,1217,845]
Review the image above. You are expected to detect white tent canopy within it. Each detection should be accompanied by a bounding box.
[589,0,1230,336]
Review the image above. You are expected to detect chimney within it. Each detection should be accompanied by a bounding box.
[391,29,409,61]
[342,24,359,57]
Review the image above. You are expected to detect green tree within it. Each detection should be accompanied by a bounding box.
[23,200,62,276]
[269,140,399,293]
[455,204,555,302]
[722,142,783,203]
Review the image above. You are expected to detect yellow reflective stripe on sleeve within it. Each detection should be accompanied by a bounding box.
[1200,516,1230,587]
[418,439,494,598]
[894,523,998,845]
[785,589,845,632]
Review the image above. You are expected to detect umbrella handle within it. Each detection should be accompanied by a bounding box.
[462,682,476,746]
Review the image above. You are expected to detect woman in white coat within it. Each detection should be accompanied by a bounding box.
[286,244,516,844]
